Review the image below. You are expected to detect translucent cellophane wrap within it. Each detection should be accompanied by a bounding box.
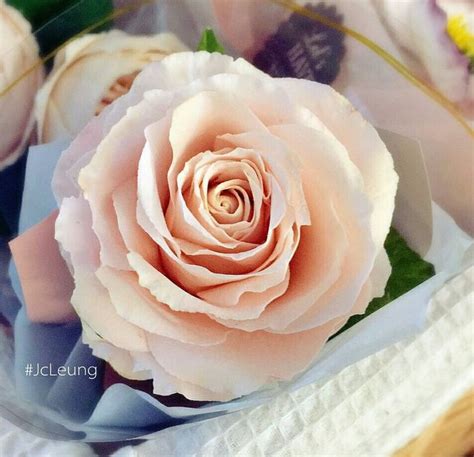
[0,0,472,443]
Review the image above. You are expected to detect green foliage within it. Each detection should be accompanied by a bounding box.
[335,227,435,335]
[197,28,225,53]
[6,0,113,55]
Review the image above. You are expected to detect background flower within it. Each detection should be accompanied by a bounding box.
[35,30,189,143]
[0,0,43,170]
[373,0,474,117]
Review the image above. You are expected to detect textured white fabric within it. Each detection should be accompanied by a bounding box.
[0,267,472,456]
[0,416,93,457]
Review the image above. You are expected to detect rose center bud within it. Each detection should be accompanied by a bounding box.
[207,180,252,223]
[95,71,140,115]
[178,153,270,245]
[216,191,238,213]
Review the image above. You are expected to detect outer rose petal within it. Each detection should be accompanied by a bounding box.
[112,178,158,266]
[96,266,231,346]
[79,90,174,269]
[128,251,292,321]
[147,320,340,401]
[269,124,377,331]
[277,78,398,250]
[55,197,147,352]
[126,51,266,92]
[131,351,220,400]
[82,326,151,382]
[72,271,147,352]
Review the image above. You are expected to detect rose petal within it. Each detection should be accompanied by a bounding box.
[83,326,151,382]
[96,266,231,346]
[71,270,148,352]
[112,178,158,266]
[277,78,398,250]
[56,198,147,352]
[269,124,377,330]
[147,320,340,401]
[79,90,173,269]
[128,251,289,320]
[214,195,347,332]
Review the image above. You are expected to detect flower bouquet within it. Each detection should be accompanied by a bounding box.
[0,0,472,444]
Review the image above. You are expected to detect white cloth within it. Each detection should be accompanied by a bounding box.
[0,266,472,456]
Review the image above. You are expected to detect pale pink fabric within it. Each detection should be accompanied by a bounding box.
[12,52,397,401]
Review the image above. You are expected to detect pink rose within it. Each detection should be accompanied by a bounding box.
[27,52,398,401]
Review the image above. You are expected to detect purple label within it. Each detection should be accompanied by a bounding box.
[253,3,345,84]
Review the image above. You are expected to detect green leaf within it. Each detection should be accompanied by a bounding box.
[197,28,225,53]
[7,0,78,28]
[334,227,435,336]
[6,0,113,56]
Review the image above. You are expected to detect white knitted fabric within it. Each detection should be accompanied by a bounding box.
[1,266,471,456]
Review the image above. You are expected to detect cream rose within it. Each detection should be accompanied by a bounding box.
[53,52,398,401]
[0,0,43,170]
[35,30,189,143]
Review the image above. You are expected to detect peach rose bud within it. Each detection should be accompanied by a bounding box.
[12,52,398,401]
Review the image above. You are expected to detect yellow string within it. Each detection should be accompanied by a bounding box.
[269,0,474,138]
[0,0,155,98]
